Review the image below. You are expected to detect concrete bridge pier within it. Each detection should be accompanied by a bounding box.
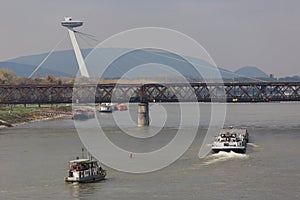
[138,102,149,127]
[138,85,150,127]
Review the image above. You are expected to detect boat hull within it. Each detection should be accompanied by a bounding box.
[65,173,106,183]
[211,147,246,154]
[99,110,112,113]
[72,114,92,120]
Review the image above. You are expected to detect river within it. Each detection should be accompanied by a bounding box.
[0,103,299,200]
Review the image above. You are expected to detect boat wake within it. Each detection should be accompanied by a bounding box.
[247,143,259,148]
[203,151,249,165]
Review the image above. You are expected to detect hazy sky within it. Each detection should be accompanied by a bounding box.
[0,0,299,77]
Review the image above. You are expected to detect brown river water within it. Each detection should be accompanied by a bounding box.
[0,103,299,200]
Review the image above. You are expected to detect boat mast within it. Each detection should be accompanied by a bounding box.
[81,147,85,158]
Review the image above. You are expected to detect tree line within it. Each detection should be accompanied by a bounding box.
[0,68,75,85]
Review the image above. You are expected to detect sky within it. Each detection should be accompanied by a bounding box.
[0,0,300,77]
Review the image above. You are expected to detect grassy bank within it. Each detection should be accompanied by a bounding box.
[0,104,72,126]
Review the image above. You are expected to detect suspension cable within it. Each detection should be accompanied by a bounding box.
[28,36,66,78]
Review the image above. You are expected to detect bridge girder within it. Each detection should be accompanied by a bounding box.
[0,82,300,104]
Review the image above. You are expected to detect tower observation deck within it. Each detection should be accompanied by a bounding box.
[61,17,83,29]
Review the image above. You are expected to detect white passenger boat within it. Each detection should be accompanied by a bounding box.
[212,127,249,153]
[98,103,114,113]
[65,158,106,183]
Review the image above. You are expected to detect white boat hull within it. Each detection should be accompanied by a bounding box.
[65,173,106,183]
[211,146,246,154]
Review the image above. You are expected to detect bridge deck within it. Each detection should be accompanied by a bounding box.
[0,82,299,104]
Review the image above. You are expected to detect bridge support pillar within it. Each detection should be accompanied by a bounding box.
[138,102,149,126]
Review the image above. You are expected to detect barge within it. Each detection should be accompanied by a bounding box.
[212,127,249,153]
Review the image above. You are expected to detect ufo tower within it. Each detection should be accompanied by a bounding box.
[61,17,90,77]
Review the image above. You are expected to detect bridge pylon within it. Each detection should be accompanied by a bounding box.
[61,17,90,77]
[138,85,149,126]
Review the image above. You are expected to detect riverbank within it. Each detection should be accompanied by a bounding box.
[0,104,72,128]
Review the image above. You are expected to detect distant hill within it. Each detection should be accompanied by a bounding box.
[7,49,92,77]
[0,61,70,77]
[4,49,270,80]
[235,66,269,78]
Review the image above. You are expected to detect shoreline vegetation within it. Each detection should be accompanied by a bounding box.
[0,104,72,129]
[0,68,192,85]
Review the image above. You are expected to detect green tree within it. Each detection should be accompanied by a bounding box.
[46,74,56,83]
[0,68,16,84]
